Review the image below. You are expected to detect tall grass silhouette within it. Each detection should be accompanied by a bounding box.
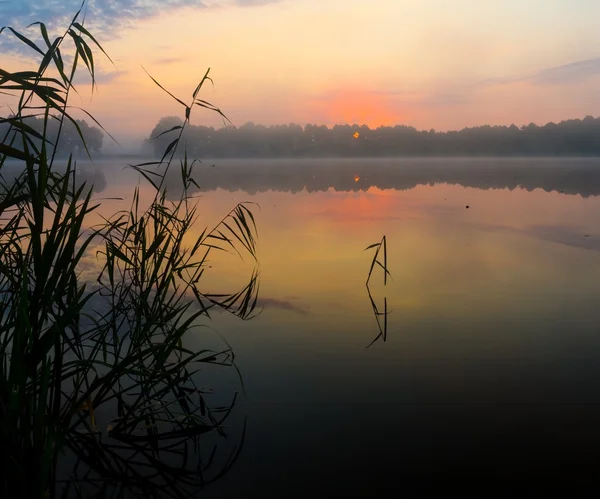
[364,236,391,348]
[0,3,258,497]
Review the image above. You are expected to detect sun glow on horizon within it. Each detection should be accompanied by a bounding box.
[310,88,409,129]
[3,0,600,139]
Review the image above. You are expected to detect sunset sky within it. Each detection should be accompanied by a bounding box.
[2,0,600,143]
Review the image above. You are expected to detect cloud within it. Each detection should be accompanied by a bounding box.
[418,90,471,108]
[72,69,128,86]
[0,0,284,55]
[230,0,285,5]
[152,57,185,66]
[1,1,201,32]
[368,89,411,97]
[532,58,600,85]
[429,57,600,98]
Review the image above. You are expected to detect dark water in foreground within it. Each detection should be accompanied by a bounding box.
[84,158,600,495]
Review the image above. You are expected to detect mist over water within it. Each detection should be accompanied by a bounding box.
[85,156,600,198]
[4,0,600,494]
[81,156,600,495]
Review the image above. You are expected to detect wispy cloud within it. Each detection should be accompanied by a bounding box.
[418,90,472,108]
[230,0,285,5]
[425,55,600,101]
[72,69,128,86]
[1,1,203,32]
[483,57,600,88]
[0,0,283,55]
[412,56,600,110]
[531,58,600,85]
[152,57,185,66]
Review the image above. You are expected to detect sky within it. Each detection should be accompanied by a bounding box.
[2,0,600,144]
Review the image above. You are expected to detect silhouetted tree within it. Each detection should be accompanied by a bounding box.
[1,115,103,155]
[144,116,600,159]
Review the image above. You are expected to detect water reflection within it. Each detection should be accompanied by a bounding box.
[364,236,391,348]
[58,354,246,498]
[154,157,600,197]
[187,173,600,495]
[47,179,260,498]
[50,159,600,494]
[1,159,107,193]
[12,156,598,201]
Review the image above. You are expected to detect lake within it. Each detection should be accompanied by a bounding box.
[78,157,600,496]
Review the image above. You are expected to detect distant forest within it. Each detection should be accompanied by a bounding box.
[147,115,600,158]
[0,115,103,156]
[6,115,600,158]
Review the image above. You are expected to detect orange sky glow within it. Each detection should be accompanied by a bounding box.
[2,0,600,144]
[310,89,408,129]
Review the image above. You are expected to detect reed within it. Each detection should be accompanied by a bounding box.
[364,236,391,348]
[0,3,258,497]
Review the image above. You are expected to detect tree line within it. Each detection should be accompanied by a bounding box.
[156,157,600,198]
[146,115,600,158]
[1,114,103,157]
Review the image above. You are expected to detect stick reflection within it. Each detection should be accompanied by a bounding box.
[364,236,391,348]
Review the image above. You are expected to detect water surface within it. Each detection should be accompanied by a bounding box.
[86,158,600,495]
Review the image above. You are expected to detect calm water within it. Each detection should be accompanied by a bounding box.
[83,158,600,495]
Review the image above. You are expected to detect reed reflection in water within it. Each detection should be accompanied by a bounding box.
[63,158,600,495]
